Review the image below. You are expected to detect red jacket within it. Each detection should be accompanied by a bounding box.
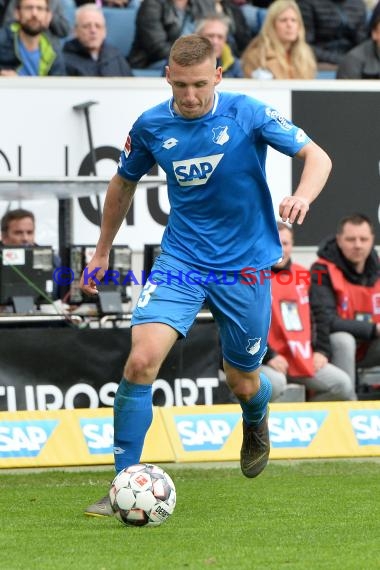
[268,263,314,377]
[316,258,380,359]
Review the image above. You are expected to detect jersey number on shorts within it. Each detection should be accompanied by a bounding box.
[137,282,158,308]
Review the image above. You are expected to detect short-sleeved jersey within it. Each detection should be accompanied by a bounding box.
[118,91,310,272]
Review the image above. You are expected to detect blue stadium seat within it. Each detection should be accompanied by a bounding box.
[316,69,337,79]
[102,6,138,58]
[61,0,76,31]
[132,68,162,77]
[257,8,267,29]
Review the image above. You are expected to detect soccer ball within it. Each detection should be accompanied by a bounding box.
[109,463,176,527]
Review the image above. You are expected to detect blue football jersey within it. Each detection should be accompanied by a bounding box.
[118,91,311,272]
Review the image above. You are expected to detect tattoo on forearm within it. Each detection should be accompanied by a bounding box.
[118,178,137,209]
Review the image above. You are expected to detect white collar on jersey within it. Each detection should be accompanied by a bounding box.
[169,91,219,118]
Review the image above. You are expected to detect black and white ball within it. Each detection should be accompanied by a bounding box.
[109,463,176,527]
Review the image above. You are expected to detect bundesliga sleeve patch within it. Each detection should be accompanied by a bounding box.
[123,134,131,158]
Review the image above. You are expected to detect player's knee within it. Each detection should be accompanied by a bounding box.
[227,370,261,401]
[124,352,159,382]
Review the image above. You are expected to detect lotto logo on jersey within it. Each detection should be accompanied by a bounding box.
[80,418,113,455]
[173,154,223,186]
[349,410,380,446]
[174,413,240,451]
[269,411,328,448]
[0,420,58,458]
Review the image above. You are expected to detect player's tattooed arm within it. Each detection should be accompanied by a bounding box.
[80,174,137,295]
[97,174,137,254]
[118,175,138,205]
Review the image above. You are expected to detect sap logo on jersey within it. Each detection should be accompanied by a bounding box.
[173,154,223,186]
[269,411,328,448]
[0,420,58,458]
[174,413,240,451]
[80,418,113,455]
[349,410,380,446]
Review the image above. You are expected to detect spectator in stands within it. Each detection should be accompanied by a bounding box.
[310,213,380,394]
[297,0,368,70]
[1,208,36,246]
[1,208,62,299]
[262,222,356,401]
[63,4,133,76]
[0,0,66,75]
[241,0,316,79]
[196,14,244,77]
[3,0,73,40]
[337,2,380,78]
[128,0,217,70]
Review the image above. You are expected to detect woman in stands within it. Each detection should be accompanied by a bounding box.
[241,0,316,79]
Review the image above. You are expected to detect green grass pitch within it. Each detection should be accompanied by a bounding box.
[1,460,380,570]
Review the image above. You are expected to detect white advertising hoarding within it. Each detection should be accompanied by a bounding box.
[0,77,292,251]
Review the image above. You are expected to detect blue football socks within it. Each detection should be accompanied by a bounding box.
[239,372,272,426]
[113,378,153,473]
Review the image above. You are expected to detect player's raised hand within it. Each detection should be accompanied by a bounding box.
[279,195,310,225]
[79,253,109,296]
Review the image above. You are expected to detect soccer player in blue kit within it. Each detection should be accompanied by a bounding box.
[81,34,332,516]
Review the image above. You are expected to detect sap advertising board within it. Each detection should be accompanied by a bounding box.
[1,409,379,460]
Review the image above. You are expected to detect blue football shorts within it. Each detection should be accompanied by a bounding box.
[131,253,271,372]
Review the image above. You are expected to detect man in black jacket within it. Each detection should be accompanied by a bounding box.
[310,213,380,392]
[337,4,380,78]
[63,3,133,76]
[297,0,368,67]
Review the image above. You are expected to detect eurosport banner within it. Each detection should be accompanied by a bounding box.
[0,320,230,412]
[1,402,379,468]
